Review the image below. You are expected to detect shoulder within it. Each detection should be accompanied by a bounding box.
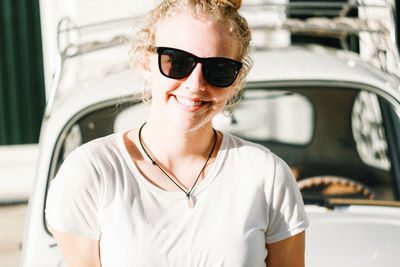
[55,132,126,184]
[222,132,270,154]
[77,132,123,156]
[69,132,127,167]
[220,132,294,185]
[221,132,283,168]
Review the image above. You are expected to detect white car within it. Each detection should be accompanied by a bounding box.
[21,1,400,266]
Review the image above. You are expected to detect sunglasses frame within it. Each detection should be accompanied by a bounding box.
[154,46,243,88]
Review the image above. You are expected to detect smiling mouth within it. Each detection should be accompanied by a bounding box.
[175,96,205,107]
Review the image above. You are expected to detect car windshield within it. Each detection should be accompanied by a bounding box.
[52,85,400,204]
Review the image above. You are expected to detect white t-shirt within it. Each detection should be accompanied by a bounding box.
[46,131,309,267]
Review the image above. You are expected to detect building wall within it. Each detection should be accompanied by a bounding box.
[0,0,46,145]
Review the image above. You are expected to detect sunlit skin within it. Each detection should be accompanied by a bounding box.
[50,12,305,267]
[148,13,240,134]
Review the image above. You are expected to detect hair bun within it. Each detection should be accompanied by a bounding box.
[218,0,242,10]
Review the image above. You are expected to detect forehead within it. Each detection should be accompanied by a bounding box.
[154,13,239,59]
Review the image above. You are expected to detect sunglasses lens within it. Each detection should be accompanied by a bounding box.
[157,47,242,88]
[203,59,240,87]
[159,49,195,79]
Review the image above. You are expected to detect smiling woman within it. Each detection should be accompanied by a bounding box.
[44,0,308,266]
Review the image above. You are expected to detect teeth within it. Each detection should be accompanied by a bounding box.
[176,96,203,107]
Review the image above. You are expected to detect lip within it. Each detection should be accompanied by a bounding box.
[172,95,209,112]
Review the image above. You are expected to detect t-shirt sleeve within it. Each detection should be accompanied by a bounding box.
[45,148,102,240]
[265,155,309,244]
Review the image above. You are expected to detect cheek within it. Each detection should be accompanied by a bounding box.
[148,56,160,80]
[149,55,183,89]
[208,88,235,112]
[148,57,169,90]
[149,73,180,101]
[218,87,236,104]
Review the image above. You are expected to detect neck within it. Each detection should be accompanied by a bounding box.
[140,119,216,165]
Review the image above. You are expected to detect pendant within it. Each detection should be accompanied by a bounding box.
[187,195,195,209]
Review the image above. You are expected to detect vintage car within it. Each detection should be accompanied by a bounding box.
[20,1,400,266]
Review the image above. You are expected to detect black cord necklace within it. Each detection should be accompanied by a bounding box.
[138,123,217,209]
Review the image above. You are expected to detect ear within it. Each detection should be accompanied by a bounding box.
[226,85,242,107]
[227,83,240,100]
[138,50,152,78]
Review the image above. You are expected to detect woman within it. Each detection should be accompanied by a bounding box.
[45,0,309,266]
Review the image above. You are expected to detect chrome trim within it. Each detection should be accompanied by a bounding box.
[44,54,63,118]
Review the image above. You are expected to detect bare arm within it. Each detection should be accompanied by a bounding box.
[50,227,101,267]
[265,231,305,267]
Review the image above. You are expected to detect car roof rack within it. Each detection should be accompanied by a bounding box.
[45,16,138,117]
[241,1,400,76]
[45,1,400,117]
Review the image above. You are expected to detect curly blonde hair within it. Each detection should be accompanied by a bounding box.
[129,0,252,109]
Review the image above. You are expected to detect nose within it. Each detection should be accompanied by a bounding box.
[183,63,206,90]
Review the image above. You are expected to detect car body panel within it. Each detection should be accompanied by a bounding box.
[305,205,400,267]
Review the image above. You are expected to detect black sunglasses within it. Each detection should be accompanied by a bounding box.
[154,47,243,88]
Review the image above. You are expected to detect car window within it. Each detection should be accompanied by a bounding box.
[213,90,314,145]
[352,91,390,171]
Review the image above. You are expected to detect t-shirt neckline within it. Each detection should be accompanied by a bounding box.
[117,130,228,199]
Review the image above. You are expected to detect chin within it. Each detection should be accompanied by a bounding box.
[168,107,217,131]
[168,116,213,133]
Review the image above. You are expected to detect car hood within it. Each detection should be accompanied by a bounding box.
[305,204,400,266]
